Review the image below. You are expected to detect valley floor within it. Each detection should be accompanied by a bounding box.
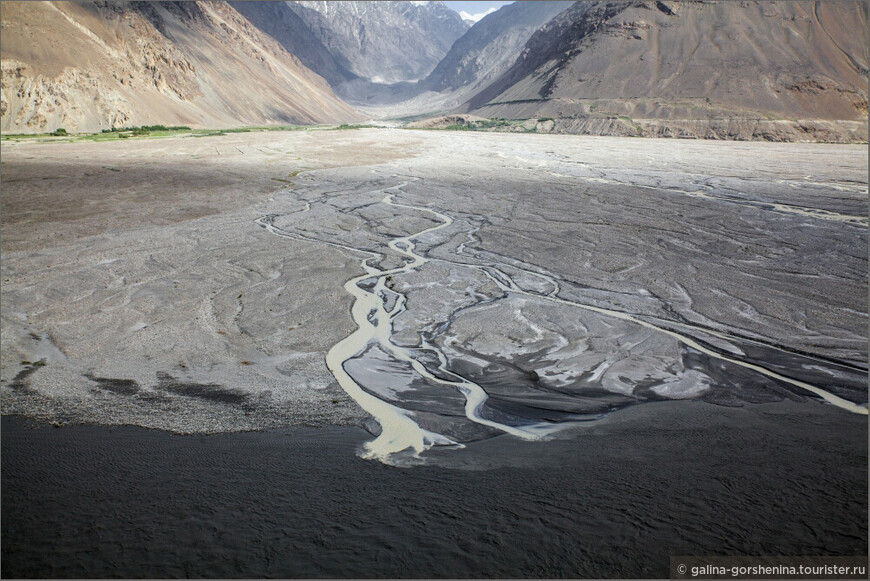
[2,128,866,437]
[1,128,867,574]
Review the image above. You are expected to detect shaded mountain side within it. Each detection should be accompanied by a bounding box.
[229,1,357,88]
[462,1,868,141]
[284,1,469,84]
[422,1,573,94]
[1,1,362,134]
[319,1,574,113]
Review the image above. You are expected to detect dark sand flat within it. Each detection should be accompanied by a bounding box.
[2,399,866,578]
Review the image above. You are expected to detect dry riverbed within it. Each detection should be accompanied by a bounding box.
[2,127,867,577]
[1,128,867,447]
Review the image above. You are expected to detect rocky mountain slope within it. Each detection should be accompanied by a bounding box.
[421,1,572,102]
[463,1,868,141]
[311,1,573,113]
[1,1,362,134]
[282,1,469,84]
[228,1,354,89]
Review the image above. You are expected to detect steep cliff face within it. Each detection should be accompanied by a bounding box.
[0,1,362,133]
[284,1,469,83]
[464,1,868,140]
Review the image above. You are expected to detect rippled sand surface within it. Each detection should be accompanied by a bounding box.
[2,401,867,578]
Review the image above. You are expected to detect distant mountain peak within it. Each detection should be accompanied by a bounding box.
[424,1,572,95]
[283,1,468,83]
[459,7,498,24]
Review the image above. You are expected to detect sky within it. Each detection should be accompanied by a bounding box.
[442,1,514,20]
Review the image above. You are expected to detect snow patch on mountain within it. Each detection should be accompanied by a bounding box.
[459,7,497,24]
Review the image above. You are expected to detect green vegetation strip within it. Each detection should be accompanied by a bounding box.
[331,124,379,130]
[1,123,380,143]
[436,117,541,133]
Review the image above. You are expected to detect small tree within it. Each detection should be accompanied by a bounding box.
[51,128,68,136]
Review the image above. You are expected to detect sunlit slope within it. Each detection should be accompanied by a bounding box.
[1,1,362,133]
[465,1,868,140]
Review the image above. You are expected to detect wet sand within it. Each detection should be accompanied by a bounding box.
[2,400,866,578]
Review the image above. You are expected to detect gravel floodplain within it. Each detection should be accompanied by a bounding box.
[2,128,867,577]
[1,129,867,447]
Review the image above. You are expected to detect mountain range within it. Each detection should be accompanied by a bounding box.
[2,1,867,141]
[464,0,869,140]
[1,0,360,133]
[419,1,573,108]
[285,1,468,84]
[229,0,471,104]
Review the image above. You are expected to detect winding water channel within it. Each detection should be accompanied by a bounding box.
[257,177,867,464]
